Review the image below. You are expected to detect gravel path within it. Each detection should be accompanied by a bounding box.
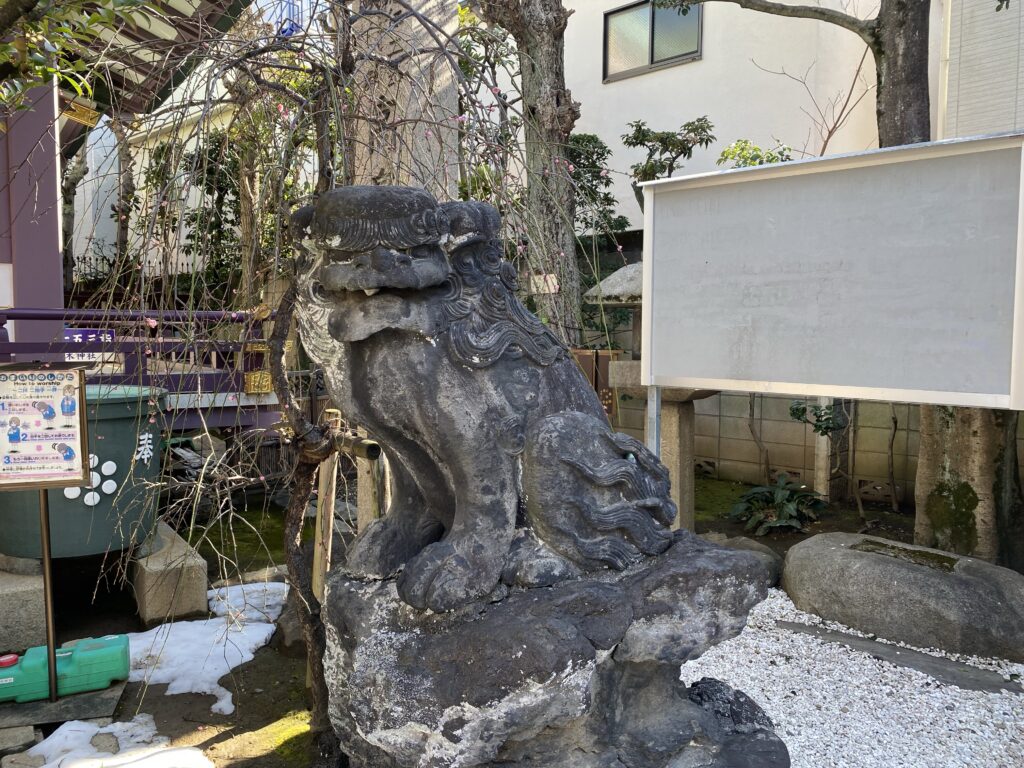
[680,590,1024,768]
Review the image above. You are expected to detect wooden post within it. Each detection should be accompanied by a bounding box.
[38,490,58,702]
[677,401,696,531]
[308,409,341,690]
[312,409,342,602]
[657,401,680,521]
[356,428,386,532]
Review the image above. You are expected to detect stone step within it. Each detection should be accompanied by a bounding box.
[776,620,1023,694]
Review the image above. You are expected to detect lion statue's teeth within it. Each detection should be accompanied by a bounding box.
[363,288,380,296]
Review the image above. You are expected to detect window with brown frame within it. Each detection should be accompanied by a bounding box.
[603,1,702,81]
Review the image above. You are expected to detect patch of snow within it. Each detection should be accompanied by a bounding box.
[681,589,1024,768]
[27,714,212,768]
[208,582,289,624]
[128,583,288,714]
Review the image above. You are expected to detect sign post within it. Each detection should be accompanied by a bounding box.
[0,364,89,702]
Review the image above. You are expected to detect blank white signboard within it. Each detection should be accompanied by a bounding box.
[640,133,1024,408]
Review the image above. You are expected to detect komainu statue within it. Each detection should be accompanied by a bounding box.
[291,186,788,768]
[291,186,675,612]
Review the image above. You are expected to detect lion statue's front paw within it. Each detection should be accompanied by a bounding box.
[396,540,499,612]
[346,510,445,579]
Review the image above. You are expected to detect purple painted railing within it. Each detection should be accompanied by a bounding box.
[0,307,281,431]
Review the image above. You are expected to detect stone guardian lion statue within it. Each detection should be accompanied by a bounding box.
[291,186,677,612]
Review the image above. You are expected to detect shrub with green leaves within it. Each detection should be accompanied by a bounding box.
[729,474,826,536]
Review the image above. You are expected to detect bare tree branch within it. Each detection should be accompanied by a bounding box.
[753,43,874,156]
[676,0,875,44]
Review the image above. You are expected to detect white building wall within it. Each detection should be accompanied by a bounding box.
[72,117,120,279]
[564,1,945,227]
[943,0,1024,138]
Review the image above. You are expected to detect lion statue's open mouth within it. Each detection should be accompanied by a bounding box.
[291,186,676,612]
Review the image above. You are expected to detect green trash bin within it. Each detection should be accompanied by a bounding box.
[0,386,166,559]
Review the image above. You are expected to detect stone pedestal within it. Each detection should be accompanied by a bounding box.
[0,571,45,654]
[324,534,789,768]
[131,522,207,626]
[784,533,1024,662]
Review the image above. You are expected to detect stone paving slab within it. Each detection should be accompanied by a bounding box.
[777,620,1023,694]
[0,726,35,757]
[0,682,125,729]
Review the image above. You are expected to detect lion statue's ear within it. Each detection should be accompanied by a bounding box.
[290,205,315,239]
[440,201,500,249]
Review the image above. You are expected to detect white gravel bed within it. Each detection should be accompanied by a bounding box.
[680,589,1024,768]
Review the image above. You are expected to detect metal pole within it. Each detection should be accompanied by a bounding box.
[38,489,58,702]
[646,385,662,457]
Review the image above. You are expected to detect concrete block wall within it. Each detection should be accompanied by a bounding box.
[851,402,919,503]
[616,393,645,442]
[691,392,819,486]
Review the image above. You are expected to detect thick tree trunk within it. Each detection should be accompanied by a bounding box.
[915,408,1024,571]
[478,0,582,345]
[108,119,135,264]
[350,0,410,186]
[347,1,459,198]
[223,77,261,308]
[237,142,260,307]
[0,0,41,36]
[870,0,931,147]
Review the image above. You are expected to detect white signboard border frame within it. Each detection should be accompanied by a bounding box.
[639,132,1024,410]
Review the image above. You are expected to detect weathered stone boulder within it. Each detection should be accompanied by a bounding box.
[324,533,789,768]
[782,532,1024,661]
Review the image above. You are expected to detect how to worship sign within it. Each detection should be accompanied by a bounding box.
[0,365,89,490]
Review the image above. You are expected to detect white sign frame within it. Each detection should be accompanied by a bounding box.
[0,365,89,490]
[640,132,1024,409]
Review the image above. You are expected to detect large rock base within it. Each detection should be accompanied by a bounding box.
[324,533,789,768]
